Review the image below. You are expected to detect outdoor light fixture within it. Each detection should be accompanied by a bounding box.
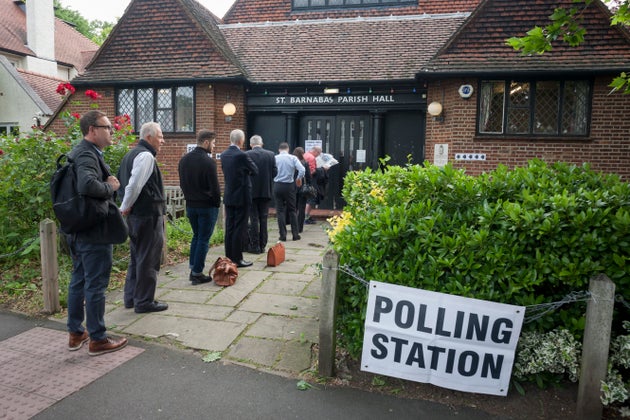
[427,101,444,122]
[323,88,339,94]
[223,102,236,122]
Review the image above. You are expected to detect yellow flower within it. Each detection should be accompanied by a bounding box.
[326,211,353,242]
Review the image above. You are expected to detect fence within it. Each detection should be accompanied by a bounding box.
[319,249,617,420]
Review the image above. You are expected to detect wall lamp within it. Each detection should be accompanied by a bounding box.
[427,101,444,122]
[323,87,339,94]
[223,102,236,122]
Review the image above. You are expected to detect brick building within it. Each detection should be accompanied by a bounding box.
[46,0,630,210]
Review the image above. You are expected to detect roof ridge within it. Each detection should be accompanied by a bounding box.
[17,68,66,81]
[219,12,471,28]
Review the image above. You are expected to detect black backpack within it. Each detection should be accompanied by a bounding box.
[50,154,108,234]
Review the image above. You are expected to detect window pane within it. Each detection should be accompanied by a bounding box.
[117,89,135,130]
[534,81,559,135]
[311,0,325,6]
[293,0,308,7]
[507,82,530,134]
[479,81,505,134]
[157,110,173,132]
[176,86,194,132]
[157,88,172,108]
[562,81,589,135]
[137,88,154,129]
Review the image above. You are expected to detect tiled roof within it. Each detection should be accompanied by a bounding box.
[74,0,246,85]
[223,0,481,23]
[17,69,64,112]
[0,0,98,72]
[221,13,469,83]
[422,0,630,75]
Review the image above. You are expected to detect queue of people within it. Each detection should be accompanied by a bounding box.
[62,111,327,357]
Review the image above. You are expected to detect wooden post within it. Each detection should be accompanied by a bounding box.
[577,274,616,419]
[319,249,339,377]
[39,219,60,314]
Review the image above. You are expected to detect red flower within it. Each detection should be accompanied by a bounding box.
[85,89,102,100]
[71,112,81,119]
[0,149,4,155]
[56,82,76,96]
[114,123,121,131]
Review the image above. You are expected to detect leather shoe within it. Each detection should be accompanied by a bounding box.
[68,330,89,351]
[190,272,212,285]
[124,301,134,309]
[279,236,286,241]
[293,235,301,241]
[236,260,253,268]
[88,336,128,356]
[134,301,169,313]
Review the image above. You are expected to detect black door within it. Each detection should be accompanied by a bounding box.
[300,114,371,209]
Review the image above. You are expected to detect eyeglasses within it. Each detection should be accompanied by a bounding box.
[93,125,113,133]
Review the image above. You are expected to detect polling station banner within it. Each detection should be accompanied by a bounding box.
[361,281,525,396]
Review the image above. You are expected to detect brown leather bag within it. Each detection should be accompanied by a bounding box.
[210,256,238,286]
[267,242,285,267]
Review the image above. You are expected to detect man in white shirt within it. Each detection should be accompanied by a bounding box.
[118,122,169,314]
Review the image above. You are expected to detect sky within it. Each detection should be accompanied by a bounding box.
[59,0,236,22]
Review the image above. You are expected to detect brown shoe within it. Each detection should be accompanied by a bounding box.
[68,330,89,351]
[88,336,128,357]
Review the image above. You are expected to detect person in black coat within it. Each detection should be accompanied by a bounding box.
[245,135,277,254]
[221,129,258,267]
[178,130,221,284]
[65,110,128,356]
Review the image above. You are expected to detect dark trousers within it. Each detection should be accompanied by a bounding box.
[274,182,299,240]
[296,193,306,233]
[187,206,219,274]
[124,214,163,309]
[66,239,112,341]
[225,204,248,262]
[248,198,271,252]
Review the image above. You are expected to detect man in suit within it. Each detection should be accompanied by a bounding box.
[221,129,258,267]
[245,135,277,254]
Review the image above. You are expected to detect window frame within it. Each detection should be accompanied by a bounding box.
[476,79,592,138]
[292,0,416,11]
[115,85,195,134]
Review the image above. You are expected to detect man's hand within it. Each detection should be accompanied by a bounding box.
[107,176,120,191]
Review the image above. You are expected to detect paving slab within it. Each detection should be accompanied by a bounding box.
[245,314,319,343]
[121,314,246,351]
[239,293,319,317]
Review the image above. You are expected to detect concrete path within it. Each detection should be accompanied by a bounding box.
[103,218,329,376]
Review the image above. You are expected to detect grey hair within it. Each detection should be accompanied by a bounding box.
[230,129,245,145]
[140,122,161,140]
[250,135,263,146]
[311,146,322,153]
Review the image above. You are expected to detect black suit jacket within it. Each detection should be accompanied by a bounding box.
[221,144,258,207]
[246,147,277,200]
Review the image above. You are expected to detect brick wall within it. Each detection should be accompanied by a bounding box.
[425,76,630,180]
[47,84,247,190]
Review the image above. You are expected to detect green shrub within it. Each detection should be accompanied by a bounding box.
[329,160,630,358]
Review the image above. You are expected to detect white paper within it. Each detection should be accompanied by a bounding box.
[361,281,524,396]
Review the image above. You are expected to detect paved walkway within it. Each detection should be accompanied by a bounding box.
[101,218,330,376]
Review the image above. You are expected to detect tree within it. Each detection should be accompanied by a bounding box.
[506,0,630,94]
[53,0,115,45]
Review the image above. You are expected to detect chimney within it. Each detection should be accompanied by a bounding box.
[25,0,57,76]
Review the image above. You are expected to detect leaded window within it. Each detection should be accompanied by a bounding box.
[478,80,591,137]
[115,86,195,133]
[293,0,415,9]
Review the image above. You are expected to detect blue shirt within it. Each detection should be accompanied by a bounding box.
[274,151,305,183]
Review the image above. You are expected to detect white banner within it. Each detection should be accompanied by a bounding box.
[361,281,525,396]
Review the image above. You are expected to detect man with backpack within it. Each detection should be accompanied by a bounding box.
[65,110,128,356]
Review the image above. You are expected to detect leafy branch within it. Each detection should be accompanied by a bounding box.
[506,0,630,94]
